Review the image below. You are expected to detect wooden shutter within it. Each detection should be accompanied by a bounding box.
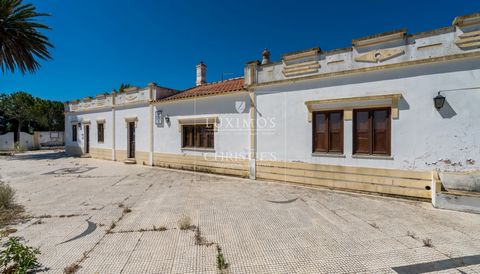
[354,110,370,154]
[372,109,390,155]
[313,113,328,152]
[329,112,343,153]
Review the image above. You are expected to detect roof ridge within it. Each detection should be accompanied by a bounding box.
[181,77,244,92]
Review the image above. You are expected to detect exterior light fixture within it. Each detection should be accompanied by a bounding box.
[434,92,446,110]
[165,115,170,123]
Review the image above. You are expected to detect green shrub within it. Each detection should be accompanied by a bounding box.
[0,237,40,273]
[0,182,16,210]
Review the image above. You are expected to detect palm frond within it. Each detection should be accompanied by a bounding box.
[0,0,52,74]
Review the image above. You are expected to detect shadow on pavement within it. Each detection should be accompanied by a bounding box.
[392,254,480,273]
[10,151,69,161]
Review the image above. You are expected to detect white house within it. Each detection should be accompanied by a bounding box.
[65,13,480,201]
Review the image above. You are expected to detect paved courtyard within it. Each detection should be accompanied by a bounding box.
[0,151,479,273]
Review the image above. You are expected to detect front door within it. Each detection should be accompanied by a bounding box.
[85,125,90,154]
[128,122,135,158]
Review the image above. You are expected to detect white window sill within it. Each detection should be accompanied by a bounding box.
[181,147,215,153]
[352,154,393,160]
[312,153,345,158]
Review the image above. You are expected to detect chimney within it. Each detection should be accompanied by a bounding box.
[196,61,206,86]
[261,48,270,65]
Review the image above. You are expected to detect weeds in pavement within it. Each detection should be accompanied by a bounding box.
[423,238,433,247]
[0,182,24,227]
[216,245,229,272]
[194,226,213,247]
[0,182,16,210]
[407,231,417,239]
[0,236,40,273]
[153,225,167,232]
[178,215,193,230]
[63,263,80,274]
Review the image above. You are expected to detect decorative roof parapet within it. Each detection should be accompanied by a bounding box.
[250,13,480,87]
[453,13,480,27]
[352,29,407,48]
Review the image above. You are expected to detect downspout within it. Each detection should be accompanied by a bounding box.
[246,61,259,179]
[249,89,256,179]
[112,91,116,161]
[148,83,155,166]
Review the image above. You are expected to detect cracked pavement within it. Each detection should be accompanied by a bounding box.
[1,151,480,273]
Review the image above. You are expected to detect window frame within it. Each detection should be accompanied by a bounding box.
[182,124,214,150]
[312,110,344,154]
[353,107,391,156]
[97,123,104,143]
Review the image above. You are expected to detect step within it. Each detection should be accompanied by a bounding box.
[434,190,480,214]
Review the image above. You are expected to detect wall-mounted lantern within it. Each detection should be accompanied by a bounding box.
[165,115,170,124]
[434,92,446,110]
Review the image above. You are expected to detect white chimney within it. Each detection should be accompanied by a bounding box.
[196,61,206,86]
[262,48,271,65]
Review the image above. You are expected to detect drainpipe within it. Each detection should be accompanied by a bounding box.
[148,83,155,166]
[246,60,259,179]
[249,89,256,179]
[112,91,116,161]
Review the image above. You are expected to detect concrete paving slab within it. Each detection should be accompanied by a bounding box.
[1,151,480,273]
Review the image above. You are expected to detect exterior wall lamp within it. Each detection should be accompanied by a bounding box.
[434,92,446,110]
[165,115,170,123]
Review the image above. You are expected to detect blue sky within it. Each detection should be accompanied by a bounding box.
[1,0,479,102]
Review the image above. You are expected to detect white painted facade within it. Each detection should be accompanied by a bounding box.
[65,13,480,193]
[153,93,251,158]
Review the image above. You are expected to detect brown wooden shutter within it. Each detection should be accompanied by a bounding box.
[313,113,328,152]
[329,112,343,152]
[354,110,370,154]
[372,109,390,155]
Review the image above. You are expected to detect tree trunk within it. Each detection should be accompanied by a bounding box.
[17,120,22,144]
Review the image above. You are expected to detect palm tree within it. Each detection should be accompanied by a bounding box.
[0,0,52,74]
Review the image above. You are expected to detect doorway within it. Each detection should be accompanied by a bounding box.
[84,125,90,154]
[128,122,135,159]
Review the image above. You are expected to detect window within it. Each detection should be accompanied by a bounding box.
[72,125,77,142]
[312,111,343,153]
[182,124,214,149]
[97,123,104,143]
[353,108,391,155]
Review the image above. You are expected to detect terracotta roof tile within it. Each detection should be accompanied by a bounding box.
[160,77,245,102]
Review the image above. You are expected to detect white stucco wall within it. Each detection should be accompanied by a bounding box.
[0,133,14,151]
[65,109,114,153]
[153,93,251,159]
[255,57,480,173]
[37,131,64,145]
[115,105,150,153]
